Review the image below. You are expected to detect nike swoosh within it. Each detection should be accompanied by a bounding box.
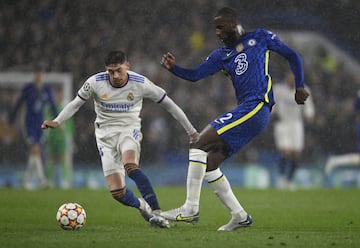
[226,52,232,56]
[176,214,198,222]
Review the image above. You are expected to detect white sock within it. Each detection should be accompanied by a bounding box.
[33,155,47,185]
[205,168,247,219]
[24,155,36,187]
[184,148,207,213]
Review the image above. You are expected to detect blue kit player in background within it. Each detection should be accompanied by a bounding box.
[9,64,58,189]
[160,7,310,231]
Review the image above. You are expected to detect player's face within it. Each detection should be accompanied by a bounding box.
[214,16,238,47]
[106,63,130,87]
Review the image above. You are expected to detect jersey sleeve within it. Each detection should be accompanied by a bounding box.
[265,30,305,88]
[143,77,167,103]
[171,50,223,82]
[77,76,94,101]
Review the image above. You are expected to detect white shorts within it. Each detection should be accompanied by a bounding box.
[95,124,143,177]
[274,121,304,152]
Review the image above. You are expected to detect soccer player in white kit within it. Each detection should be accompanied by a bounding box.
[41,50,198,228]
[272,71,315,189]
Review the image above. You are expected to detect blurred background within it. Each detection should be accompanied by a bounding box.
[0,0,359,189]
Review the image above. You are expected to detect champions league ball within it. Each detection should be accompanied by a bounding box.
[56,202,86,230]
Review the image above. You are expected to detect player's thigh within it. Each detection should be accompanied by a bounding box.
[117,129,142,164]
[96,135,125,178]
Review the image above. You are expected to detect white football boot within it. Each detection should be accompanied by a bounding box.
[138,198,153,222]
[161,205,199,223]
[217,214,253,231]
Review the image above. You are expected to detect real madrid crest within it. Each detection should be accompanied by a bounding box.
[127,92,134,101]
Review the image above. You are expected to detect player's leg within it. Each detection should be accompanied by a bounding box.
[120,139,169,227]
[31,143,48,188]
[161,125,219,222]
[205,150,252,231]
[97,135,149,216]
[274,123,291,188]
[106,172,140,208]
[287,151,300,187]
[102,132,168,227]
[123,155,160,211]
[209,102,269,230]
[277,152,290,188]
[119,132,161,212]
[25,130,48,189]
[24,150,36,189]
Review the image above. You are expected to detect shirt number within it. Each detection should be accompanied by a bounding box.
[214,113,233,124]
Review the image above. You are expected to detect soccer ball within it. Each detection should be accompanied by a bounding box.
[56,202,86,230]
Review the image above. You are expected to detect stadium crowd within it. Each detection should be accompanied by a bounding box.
[0,0,359,168]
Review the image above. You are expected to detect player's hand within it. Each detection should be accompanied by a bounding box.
[41,120,59,129]
[190,131,200,144]
[294,87,309,104]
[161,52,176,70]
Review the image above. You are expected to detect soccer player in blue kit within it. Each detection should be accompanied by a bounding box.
[160,7,310,231]
[9,65,58,189]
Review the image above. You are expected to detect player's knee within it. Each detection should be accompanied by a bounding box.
[124,163,139,176]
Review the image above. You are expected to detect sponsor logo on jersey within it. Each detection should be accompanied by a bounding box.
[100,102,134,112]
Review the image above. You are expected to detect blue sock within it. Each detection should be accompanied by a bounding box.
[111,188,140,208]
[127,167,160,210]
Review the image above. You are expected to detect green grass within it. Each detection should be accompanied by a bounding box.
[0,187,359,248]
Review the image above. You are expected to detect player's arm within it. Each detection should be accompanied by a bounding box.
[267,32,309,104]
[158,95,199,143]
[41,95,85,129]
[8,90,25,124]
[161,51,221,82]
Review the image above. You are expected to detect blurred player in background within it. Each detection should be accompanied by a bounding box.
[272,70,315,189]
[42,50,198,228]
[9,64,58,189]
[45,88,74,188]
[325,89,360,175]
[160,7,309,231]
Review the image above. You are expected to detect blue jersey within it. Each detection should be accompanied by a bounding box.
[172,29,304,107]
[9,83,57,143]
[170,29,305,156]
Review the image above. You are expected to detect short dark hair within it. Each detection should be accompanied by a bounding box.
[104,50,127,66]
[215,7,238,21]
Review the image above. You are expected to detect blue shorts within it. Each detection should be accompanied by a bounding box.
[210,101,271,157]
[26,122,44,144]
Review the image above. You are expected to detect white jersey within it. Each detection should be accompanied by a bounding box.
[273,81,315,151]
[78,70,166,127]
[273,82,315,123]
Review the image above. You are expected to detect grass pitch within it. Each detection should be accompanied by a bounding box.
[0,187,359,248]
